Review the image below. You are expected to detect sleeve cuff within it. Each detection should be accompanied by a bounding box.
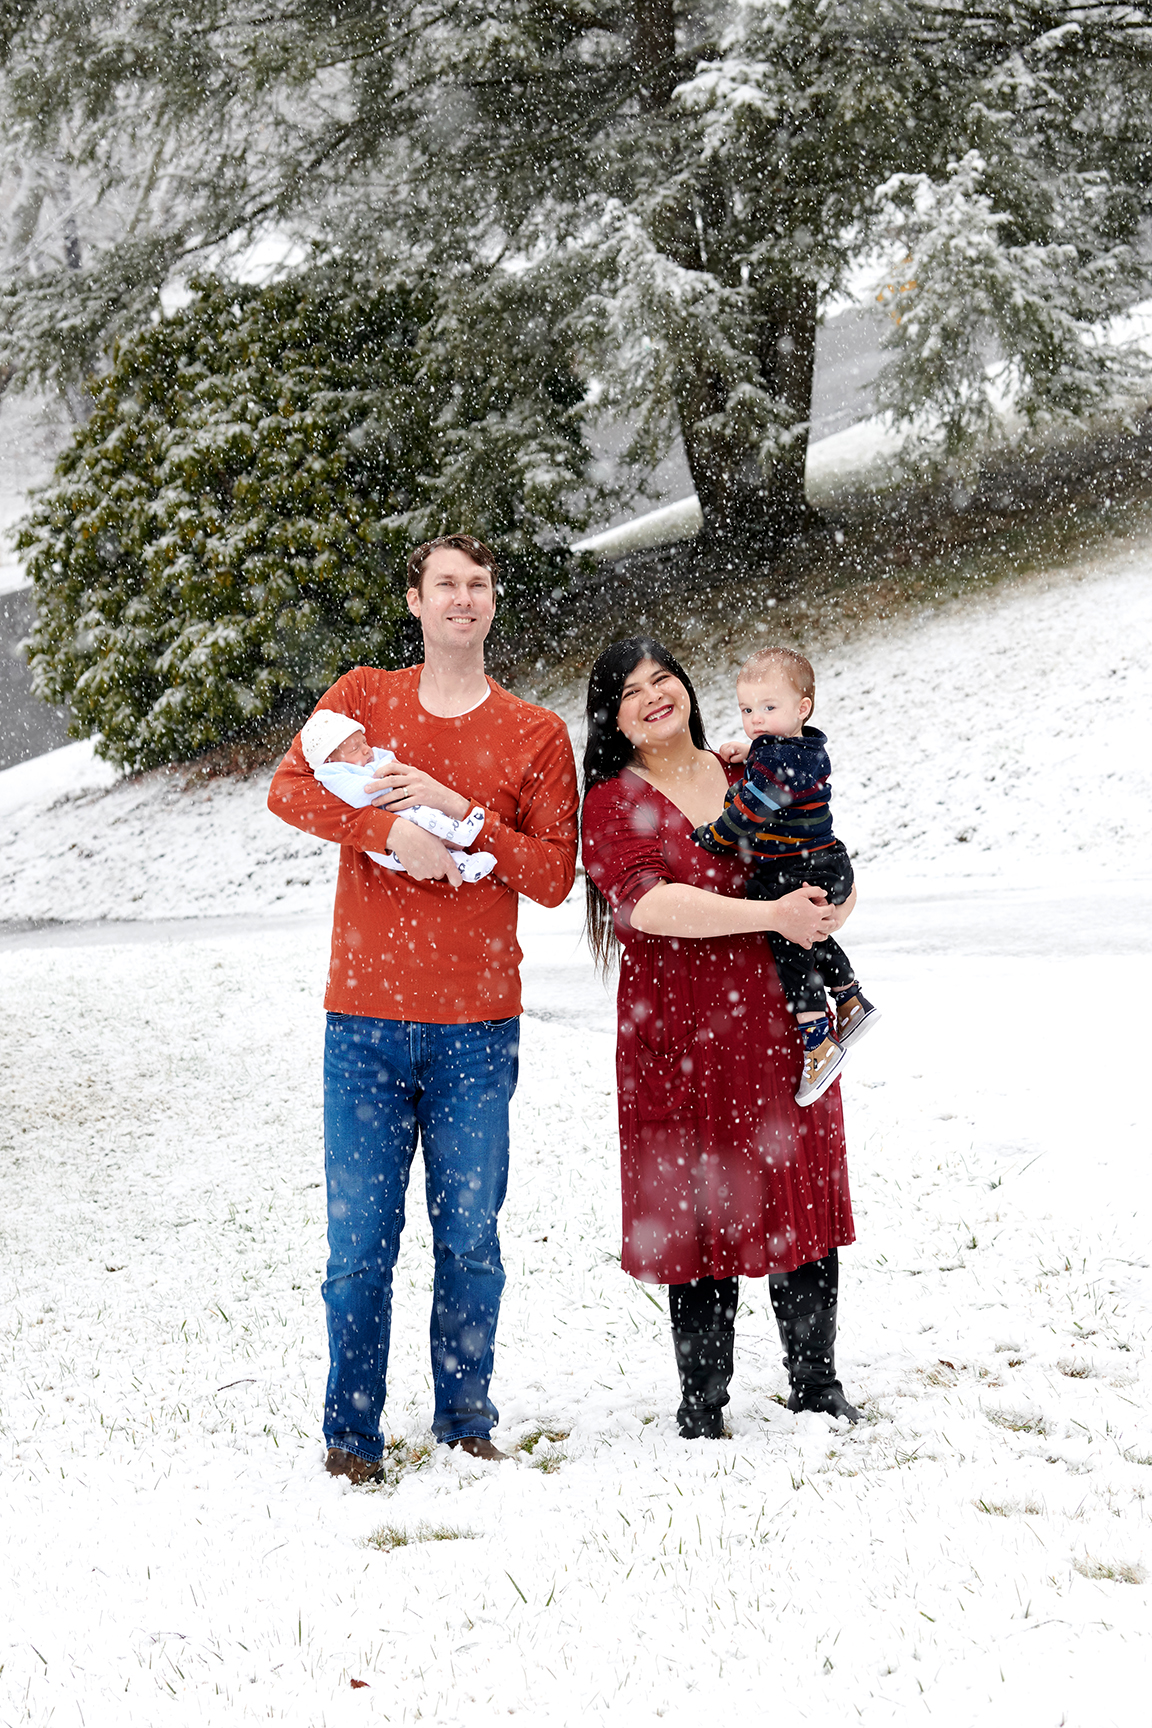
[354,806,400,851]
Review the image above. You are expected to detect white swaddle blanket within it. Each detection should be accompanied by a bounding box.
[315,748,496,883]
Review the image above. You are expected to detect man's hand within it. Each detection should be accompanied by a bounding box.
[366,759,471,821]
[385,818,464,887]
[717,740,751,764]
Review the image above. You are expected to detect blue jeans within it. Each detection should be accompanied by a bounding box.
[322,1012,519,1459]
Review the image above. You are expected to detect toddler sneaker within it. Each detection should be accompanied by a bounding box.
[452,848,497,884]
[795,1021,845,1107]
[833,985,881,1052]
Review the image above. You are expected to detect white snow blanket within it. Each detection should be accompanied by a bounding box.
[2,538,1151,1727]
[3,538,1150,923]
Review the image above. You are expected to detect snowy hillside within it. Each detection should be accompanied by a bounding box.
[0,390,69,597]
[2,540,1150,1728]
[703,541,1152,890]
[3,531,1150,925]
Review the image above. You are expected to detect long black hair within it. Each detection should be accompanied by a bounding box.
[581,637,709,970]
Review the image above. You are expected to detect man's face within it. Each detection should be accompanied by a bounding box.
[407,549,496,654]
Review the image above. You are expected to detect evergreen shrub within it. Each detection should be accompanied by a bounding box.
[19,267,586,769]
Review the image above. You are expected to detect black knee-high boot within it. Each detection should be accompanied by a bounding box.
[769,1252,861,1424]
[669,1277,737,1440]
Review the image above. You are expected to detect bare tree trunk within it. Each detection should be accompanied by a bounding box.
[677,282,818,552]
[675,365,763,543]
[633,0,677,110]
[57,170,82,271]
[675,363,729,525]
[754,278,818,541]
[628,1,820,553]
[54,170,94,422]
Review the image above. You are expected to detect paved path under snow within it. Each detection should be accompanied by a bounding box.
[4,875,1151,964]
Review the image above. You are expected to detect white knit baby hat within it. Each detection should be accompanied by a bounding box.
[300,710,366,771]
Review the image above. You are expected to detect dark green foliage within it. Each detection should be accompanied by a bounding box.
[3,1,1151,550]
[18,266,589,769]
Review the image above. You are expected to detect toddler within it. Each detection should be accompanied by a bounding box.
[300,709,497,883]
[692,647,878,1106]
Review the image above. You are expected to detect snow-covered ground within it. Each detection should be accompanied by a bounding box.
[2,538,1151,1726]
[4,533,1150,923]
[0,390,71,596]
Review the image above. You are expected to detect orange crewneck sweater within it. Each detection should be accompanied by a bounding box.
[268,665,578,1022]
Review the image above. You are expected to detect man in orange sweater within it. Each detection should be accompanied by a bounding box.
[268,535,578,1479]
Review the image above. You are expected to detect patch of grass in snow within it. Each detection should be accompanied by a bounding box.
[517,1426,569,1454]
[373,1436,435,1488]
[364,1523,474,1553]
[985,1408,1052,1436]
[517,1426,569,1472]
[976,1498,1044,1518]
[1123,1449,1152,1468]
[1072,1555,1146,1585]
[1056,1359,1097,1379]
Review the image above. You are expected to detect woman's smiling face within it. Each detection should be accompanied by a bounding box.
[616,657,692,754]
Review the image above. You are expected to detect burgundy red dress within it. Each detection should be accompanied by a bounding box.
[582,765,855,1285]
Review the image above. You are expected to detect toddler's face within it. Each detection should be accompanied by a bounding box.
[738,673,811,741]
[326,729,373,767]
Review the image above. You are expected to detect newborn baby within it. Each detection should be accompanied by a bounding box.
[300,709,497,884]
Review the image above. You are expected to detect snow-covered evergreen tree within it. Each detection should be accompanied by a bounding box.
[2,1,1150,547]
[18,266,587,769]
[872,149,1146,476]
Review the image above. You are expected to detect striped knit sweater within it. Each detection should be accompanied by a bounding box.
[694,727,836,858]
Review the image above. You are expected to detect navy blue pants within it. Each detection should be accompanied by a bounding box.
[747,839,856,1016]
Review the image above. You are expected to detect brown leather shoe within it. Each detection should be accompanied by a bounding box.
[448,1436,510,1463]
[325,1447,385,1485]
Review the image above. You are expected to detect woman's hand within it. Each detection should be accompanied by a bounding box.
[717,740,751,764]
[820,885,857,932]
[771,884,839,950]
[366,759,471,821]
[631,880,837,943]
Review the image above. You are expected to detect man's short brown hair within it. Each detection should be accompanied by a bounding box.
[407,534,499,596]
[738,646,816,711]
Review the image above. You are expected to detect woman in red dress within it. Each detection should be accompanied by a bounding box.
[581,638,861,1436]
